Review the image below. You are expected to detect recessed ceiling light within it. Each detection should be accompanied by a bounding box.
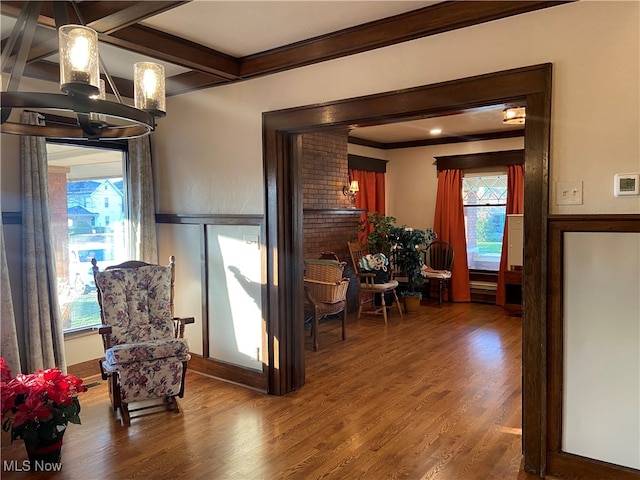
[430,128,442,135]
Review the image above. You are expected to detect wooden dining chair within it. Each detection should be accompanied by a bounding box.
[422,241,454,305]
[347,241,403,325]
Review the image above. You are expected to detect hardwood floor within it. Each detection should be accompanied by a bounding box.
[1,302,549,479]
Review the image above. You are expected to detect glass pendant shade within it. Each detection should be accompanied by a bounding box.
[134,62,166,115]
[59,25,100,96]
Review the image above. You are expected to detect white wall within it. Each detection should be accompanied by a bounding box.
[385,138,524,229]
[153,1,639,217]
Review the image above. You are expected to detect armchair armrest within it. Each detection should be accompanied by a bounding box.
[173,316,195,338]
[98,325,113,350]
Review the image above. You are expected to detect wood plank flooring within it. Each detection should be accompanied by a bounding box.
[1,302,549,479]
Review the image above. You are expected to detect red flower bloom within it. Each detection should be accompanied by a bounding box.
[0,357,87,447]
[0,358,13,383]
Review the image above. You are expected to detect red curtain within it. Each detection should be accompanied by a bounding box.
[433,169,470,302]
[495,164,525,306]
[350,169,385,241]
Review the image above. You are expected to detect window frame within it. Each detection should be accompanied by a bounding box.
[46,138,130,336]
[462,171,508,273]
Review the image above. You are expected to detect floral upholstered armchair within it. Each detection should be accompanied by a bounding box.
[92,256,194,425]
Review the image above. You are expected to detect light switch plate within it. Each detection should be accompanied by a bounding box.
[556,181,583,205]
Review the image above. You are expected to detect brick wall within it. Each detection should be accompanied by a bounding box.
[302,130,361,312]
[302,131,353,211]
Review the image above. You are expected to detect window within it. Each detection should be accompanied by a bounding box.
[47,142,129,333]
[462,173,507,271]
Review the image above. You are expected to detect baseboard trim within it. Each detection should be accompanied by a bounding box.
[188,354,267,392]
[68,358,102,380]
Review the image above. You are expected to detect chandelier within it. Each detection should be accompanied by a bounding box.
[1,2,166,140]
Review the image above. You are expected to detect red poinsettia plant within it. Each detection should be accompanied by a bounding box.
[0,357,87,450]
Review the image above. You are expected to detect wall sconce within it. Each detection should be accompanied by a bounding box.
[343,180,359,203]
[503,106,526,125]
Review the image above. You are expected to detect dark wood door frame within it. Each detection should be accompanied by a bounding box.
[263,63,552,475]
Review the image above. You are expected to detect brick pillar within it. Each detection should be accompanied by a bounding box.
[302,130,362,312]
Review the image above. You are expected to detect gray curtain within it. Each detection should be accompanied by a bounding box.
[0,223,21,374]
[128,136,158,263]
[21,112,67,373]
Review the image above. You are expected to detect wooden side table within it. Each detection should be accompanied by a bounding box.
[504,269,522,316]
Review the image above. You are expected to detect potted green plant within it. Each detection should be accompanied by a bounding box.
[390,226,436,311]
[359,212,396,258]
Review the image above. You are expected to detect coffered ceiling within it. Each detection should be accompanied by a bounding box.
[1,1,567,142]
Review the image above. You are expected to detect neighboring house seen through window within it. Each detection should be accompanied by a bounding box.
[47,141,129,333]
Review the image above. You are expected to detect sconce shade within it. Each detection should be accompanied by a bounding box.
[134,62,166,115]
[59,25,100,96]
[349,180,360,193]
[503,106,526,125]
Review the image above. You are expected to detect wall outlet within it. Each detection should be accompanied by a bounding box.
[556,181,583,205]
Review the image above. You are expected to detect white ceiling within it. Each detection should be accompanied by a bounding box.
[141,1,438,58]
[351,105,521,143]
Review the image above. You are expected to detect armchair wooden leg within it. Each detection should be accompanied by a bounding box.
[167,396,180,413]
[439,280,443,306]
[119,403,131,426]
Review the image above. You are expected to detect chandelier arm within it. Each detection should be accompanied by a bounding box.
[52,1,70,29]
[0,1,40,72]
[77,114,101,139]
[0,1,43,124]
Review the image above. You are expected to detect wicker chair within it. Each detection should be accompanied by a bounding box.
[303,255,349,351]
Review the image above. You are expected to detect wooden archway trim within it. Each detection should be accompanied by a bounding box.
[263,63,552,475]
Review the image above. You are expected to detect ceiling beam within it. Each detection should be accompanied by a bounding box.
[76,1,190,34]
[2,0,573,95]
[1,1,192,64]
[349,128,525,149]
[104,24,240,80]
[240,1,573,78]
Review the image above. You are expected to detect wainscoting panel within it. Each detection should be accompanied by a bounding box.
[157,223,204,355]
[206,224,264,371]
[547,215,640,479]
